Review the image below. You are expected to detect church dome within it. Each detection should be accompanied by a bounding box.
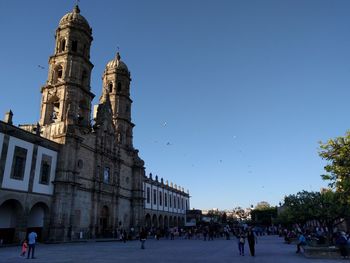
[59,5,90,30]
[106,52,129,72]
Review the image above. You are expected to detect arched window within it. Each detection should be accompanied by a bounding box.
[53,65,63,83]
[72,40,78,52]
[108,83,113,93]
[52,101,60,120]
[57,68,62,78]
[117,82,122,92]
[103,167,110,183]
[60,39,66,52]
[46,96,60,124]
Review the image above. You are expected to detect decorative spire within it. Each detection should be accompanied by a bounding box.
[116,52,121,61]
[73,5,80,14]
[4,110,13,125]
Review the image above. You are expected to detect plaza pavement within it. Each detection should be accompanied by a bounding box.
[0,235,342,263]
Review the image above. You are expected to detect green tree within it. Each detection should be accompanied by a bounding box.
[251,206,277,226]
[278,190,349,241]
[221,212,227,223]
[319,132,350,200]
[255,201,271,210]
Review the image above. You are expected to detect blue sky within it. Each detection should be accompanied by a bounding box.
[1,0,350,210]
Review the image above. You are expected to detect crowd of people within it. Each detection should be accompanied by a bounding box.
[15,223,350,259]
[282,225,350,259]
[136,224,259,256]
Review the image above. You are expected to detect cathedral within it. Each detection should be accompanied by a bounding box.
[0,6,189,243]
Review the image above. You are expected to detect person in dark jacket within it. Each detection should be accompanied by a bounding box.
[336,232,349,259]
[247,228,257,256]
[139,228,147,249]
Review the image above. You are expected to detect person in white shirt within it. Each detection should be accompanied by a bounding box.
[27,231,37,259]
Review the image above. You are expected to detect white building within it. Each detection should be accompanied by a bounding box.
[143,173,190,230]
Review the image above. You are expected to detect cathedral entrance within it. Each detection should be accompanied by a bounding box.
[99,206,109,237]
[27,202,49,242]
[0,199,23,244]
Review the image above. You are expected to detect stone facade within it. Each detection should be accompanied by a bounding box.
[0,5,190,243]
[37,5,144,241]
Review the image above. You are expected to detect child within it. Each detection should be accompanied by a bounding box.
[20,239,28,257]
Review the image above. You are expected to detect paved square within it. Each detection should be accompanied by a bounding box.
[0,236,341,263]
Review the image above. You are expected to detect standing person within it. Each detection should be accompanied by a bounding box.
[237,231,246,256]
[27,231,37,259]
[20,239,28,257]
[247,228,257,256]
[122,230,127,243]
[139,228,147,249]
[203,227,208,241]
[296,232,306,253]
[170,228,175,240]
[208,225,214,241]
[336,231,349,259]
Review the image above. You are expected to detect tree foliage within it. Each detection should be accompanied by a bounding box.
[278,190,348,230]
[251,207,277,226]
[319,132,350,200]
[255,201,271,210]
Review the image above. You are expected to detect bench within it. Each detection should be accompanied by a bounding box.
[303,246,343,259]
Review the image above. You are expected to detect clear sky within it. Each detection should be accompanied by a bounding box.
[1,0,350,210]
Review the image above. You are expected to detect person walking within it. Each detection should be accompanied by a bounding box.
[27,231,37,259]
[139,228,147,249]
[237,231,246,256]
[296,232,306,253]
[20,239,28,257]
[247,228,257,256]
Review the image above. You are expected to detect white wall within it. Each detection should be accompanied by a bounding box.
[32,146,57,195]
[2,136,33,191]
[143,181,188,215]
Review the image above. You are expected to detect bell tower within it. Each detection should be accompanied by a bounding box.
[101,52,134,147]
[39,5,94,141]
